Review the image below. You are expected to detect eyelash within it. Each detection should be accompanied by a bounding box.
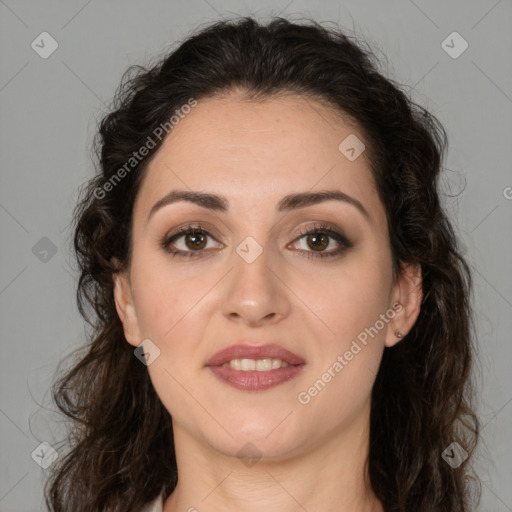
[161,223,353,260]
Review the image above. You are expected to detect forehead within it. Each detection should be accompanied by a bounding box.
[134,92,385,227]
[152,91,364,165]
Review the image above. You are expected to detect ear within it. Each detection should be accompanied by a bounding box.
[112,258,142,347]
[385,263,423,348]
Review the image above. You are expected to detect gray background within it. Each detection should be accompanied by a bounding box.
[1,1,511,510]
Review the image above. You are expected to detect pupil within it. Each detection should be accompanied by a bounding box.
[187,233,206,250]
[308,233,328,251]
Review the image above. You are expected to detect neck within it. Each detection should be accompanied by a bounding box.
[163,405,383,512]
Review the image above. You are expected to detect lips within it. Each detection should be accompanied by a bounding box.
[205,343,306,367]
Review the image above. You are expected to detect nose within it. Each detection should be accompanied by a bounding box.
[221,243,291,327]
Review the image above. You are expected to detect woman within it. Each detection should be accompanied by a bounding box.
[45,16,479,512]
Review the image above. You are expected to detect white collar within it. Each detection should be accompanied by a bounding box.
[139,491,164,512]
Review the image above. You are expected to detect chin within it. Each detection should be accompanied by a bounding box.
[212,414,304,455]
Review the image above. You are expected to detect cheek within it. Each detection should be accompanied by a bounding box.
[300,257,391,393]
[298,345,382,435]
[131,256,203,339]
[297,267,389,423]
[132,263,211,418]
[130,259,215,384]
[299,255,392,342]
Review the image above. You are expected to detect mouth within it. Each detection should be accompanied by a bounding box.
[205,343,306,391]
[205,343,306,367]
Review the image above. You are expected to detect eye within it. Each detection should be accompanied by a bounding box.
[161,224,221,258]
[289,224,352,259]
[161,222,353,260]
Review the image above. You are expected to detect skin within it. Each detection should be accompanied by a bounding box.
[113,90,423,512]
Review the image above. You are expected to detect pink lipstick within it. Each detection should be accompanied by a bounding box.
[205,343,306,391]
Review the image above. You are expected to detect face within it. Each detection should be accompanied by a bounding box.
[113,91,422,460]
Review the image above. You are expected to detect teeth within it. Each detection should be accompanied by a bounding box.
[241,358,255,371]
[221,358,290,370]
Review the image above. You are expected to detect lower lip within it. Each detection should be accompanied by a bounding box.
[207,364,306,391]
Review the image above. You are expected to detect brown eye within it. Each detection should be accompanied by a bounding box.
[291,224,353,260]
[184,231,207,250]
[162,225,221,257]
[305,232,329,251]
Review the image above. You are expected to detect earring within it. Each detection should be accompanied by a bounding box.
[395,330,403,339]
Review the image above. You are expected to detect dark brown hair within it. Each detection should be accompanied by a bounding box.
[45,16,479,512]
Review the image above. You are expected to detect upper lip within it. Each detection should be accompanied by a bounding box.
[205,343,306,366]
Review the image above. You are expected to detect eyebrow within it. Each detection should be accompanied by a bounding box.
[147,189,370,223]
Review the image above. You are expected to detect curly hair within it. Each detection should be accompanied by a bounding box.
[44,16,480,512]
